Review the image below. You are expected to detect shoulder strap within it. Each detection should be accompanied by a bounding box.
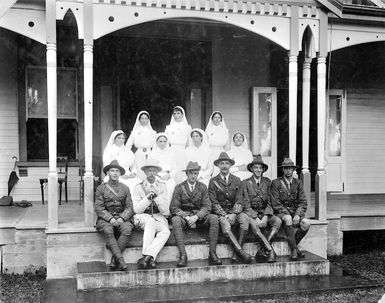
[105,184,119,198]
[213,180,225,193]
[279,179,290,194]
[181,184,190,196]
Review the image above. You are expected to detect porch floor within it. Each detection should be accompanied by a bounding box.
[0,193,384,230]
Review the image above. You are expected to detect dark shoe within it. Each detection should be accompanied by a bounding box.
[297,249,305,258]
[137,255,151,269]
[266,249,277,263]
[117,257,129,271]
[177,254,187,267]
[208,252,222,266]
[231,253,240,263]
[109,256,117,271]
[147,256,156,269]
[237,249,253,264]
[290,248,299,261]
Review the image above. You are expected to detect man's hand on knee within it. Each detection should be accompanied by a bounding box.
[226,213,236,225]
[259,215,268,228]
[109,218,119,227]
[293,215,300,227]
[117,218,124,225]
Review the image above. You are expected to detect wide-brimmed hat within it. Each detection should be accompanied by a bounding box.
[141,158,162,172]
[247,154,268,172]
[214,152,235,167]
[182,161,201,172]
[103,160,125,175]
[280,157,298,168]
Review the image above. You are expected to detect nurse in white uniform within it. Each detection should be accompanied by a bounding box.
[103,130,141,192]
[126,111,156,180]
[227,131,253,180]
[165,106,191,183]
[205,111,229,176]
[185,128,213,186]
[149,132,177,200]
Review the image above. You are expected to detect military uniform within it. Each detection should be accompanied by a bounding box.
[270,177,307,221]
[236,176,281,232]
[95,180,134,264]
[209,173,243,229]
[132,179,170,261]
[208,172,253,263]
[271,172,310,260]
[170,180,219,259]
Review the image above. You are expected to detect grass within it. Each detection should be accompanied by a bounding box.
[1,251,385,303]
[0,267,46,303]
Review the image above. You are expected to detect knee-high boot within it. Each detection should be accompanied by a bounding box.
[267,227,280,243]
[251,225,276,263]
[283,224,298,260]
[295,227,308,245]
[225,230,253,264]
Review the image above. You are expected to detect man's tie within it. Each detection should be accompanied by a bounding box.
[190,184,194,192]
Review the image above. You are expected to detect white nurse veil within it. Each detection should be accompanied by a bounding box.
[104,130,125,154]
[205,111,228,131]
[230,131,249,149]
[188,128,210,149]
[131,110,154,132]
[169,106,189,126]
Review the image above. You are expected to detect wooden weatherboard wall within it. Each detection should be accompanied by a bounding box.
[345,90,385,194]
[0,30,19,198]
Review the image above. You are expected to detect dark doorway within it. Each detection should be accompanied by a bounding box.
[94,34,212,134]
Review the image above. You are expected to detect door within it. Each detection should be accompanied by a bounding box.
[251,87,277,180]
[325,89,346,192]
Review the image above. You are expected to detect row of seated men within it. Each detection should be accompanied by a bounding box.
[95,152,310,271]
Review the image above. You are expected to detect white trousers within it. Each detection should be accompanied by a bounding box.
[134,213,170,260]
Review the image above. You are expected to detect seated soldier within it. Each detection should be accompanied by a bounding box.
[271,158,311,260]
[132,158,171,269]
[170,161,221,267]
[95,160,134,271]
[209,152,253,264]
[235,155,281,263]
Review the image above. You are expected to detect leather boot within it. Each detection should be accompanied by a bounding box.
[226,231,253,264]
[109,256,117,271]
[137,255,151,269]
[283,224,298,261]
[232,229,247,263]
[117,257,129,271]
[147,256,156,269]
[267,227,280,243]
[177,254,188,267]
[208,251,222,265]
[252,226,276,263]
[295,228,308,258]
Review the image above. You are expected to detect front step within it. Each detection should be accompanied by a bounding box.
[77,251,329,290]
[105,240,291,264]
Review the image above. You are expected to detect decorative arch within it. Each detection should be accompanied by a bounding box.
[56,3,83,39]
[328,23,385,52]
[301,25,316,58]
[92,4,291,50]
[299,20,319,55]
[0,7,45,44]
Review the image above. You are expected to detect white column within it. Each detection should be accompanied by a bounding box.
[47,43,58,230]
[84,44,94,227]
[315,56,327,221]
[288,55,298,165]
[301,58,312,205]
[302,58,311,173]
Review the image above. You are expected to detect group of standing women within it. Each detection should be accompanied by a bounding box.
[103,106,255,196]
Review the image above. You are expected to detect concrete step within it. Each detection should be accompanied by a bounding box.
[105,240,292,264]
[77,251,330,290]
